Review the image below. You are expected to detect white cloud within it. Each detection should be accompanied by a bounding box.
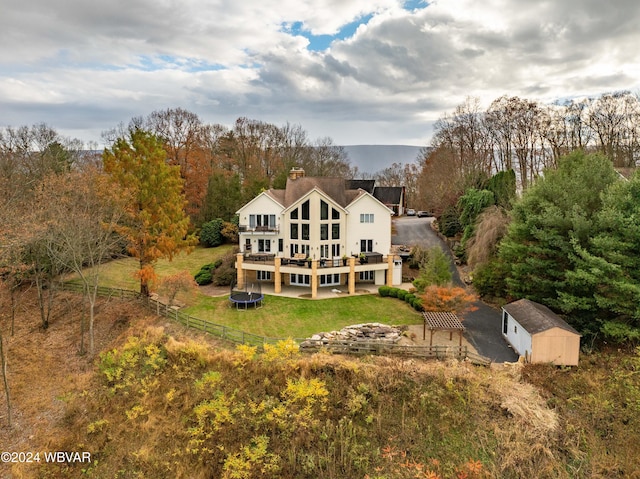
[1,0,639,147]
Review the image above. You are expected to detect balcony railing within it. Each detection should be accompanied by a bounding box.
[239,225,279,234]
[242,253,388,268]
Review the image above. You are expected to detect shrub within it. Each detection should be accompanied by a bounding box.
[388,288,399,298]
[200,218,225,247]
[397,289,407,301]
[212,251,238,286]
[378,286,391,297]
[412,299,423,312]
[194,263,217,286]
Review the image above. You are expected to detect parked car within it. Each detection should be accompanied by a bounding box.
[417,210,431,217]
[406,208,416,216]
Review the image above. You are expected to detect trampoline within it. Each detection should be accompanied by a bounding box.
[229,281,264,310]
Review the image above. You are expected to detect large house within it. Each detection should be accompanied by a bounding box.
[235,168,403,298]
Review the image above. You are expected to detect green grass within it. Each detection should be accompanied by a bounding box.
[73,244,235,290]
[184,293,423,339]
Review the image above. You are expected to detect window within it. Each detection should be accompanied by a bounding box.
[360,271,375,281]
[258,239,271,252]
[290,223,298,240]
[319,274,340,286]
[251,214,275,229]
[302,200,310,220]
[245,238,252,251]
[502,312,508,334]
[257,271,271,281]
[332,208,340,220]
[360,213,374,223]
[302,224,310,240]
[360,239,373,252]
[290,274,310,286]
[290,244,299,256]
[278,239,283,253]
[332,244,340,257]
[320,245,329,258]
[320,224,328,241]
[321,200,328,220]
[332,223,340,240]
[290,208,298,220]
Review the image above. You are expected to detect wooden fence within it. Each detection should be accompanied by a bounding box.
[60,282,491,365]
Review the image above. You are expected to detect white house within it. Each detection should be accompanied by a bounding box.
[501,299,581,366]
[235,168,402,298]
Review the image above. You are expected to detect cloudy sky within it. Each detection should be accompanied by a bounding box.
[1,0,639,147]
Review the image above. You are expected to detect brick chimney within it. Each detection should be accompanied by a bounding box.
[289,167,305,180]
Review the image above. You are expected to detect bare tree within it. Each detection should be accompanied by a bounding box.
[35,167,128,354]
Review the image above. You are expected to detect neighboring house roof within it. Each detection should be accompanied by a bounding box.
[373,186,404,205]
[503,299,580,336]
[347,180,375,194]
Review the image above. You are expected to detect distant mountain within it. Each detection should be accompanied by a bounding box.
[342,145,425,175]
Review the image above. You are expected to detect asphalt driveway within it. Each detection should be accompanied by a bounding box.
[392,217,518,363]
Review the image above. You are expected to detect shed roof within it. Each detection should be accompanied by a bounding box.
[503,299,580,336]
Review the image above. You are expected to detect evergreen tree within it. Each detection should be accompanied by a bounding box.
[561,171,640,337]
[499,151,618,311]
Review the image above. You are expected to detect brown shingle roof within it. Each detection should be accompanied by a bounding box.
[275,177,355,208]
[503,299,580,336]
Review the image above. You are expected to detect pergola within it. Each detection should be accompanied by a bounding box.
[422,311,465,346]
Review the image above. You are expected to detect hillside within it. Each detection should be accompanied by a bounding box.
[1,291,639,478]
[343,145,424,174]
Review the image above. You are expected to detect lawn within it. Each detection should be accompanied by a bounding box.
[80,244,236,290]
[75,244,423,339]
[184,293,423,339]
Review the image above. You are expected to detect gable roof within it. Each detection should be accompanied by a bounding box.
[272,177,364,209]
[236,189,284,213]
[503,299,580,336]
[373,186,404,205]
[347,179,375,194]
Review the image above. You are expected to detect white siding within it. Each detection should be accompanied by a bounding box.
[502,310,533,360]
[345,195,392,256]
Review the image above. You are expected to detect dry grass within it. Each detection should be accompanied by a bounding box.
[1,289,639,478]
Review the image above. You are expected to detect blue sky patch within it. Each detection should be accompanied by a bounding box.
[283,14,374,52]
[135,55,227,72]
[402,0,429,12]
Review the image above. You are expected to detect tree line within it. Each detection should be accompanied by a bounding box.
[417,91,640,215]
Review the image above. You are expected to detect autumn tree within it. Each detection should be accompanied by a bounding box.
[156,271,199,306]
[420,286,477,314]
[103,129,196,296]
